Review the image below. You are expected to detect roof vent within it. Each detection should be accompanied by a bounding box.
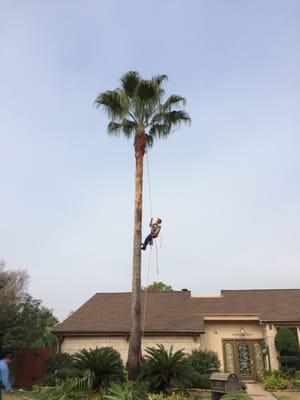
[181,288,189,292]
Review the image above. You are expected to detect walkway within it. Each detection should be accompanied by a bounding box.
[246,383,277,400]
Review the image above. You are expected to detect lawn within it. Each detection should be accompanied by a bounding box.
[273,393,300,400]
[5,391,40,400]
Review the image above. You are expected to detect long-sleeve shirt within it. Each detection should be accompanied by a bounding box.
[0,360,12,390]
[150,219,161,238]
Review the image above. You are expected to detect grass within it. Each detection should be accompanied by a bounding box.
[5,391,41,400]
[188,391,212,400]
[273,393,300,400]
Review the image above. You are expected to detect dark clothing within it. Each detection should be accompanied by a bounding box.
[141,234,153,250]
[142,219,162,250]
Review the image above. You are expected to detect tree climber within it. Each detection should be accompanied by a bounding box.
[141,218,162,251]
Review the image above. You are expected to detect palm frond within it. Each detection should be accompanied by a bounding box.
[146,134,153,147]
[152,74,168,86]
[162,95,186,111]
[148,123,171,138]
[121,71,141,97]
[136,80,159,101]
[107,119,136,138]
[94,90,129,120]
[149,110,191,138]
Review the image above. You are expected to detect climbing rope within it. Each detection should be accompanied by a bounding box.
[145,150,153,218]
[141,245,152,337]
[145,150,160,273]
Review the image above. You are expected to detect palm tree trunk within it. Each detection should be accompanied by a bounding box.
[127,130,146,380]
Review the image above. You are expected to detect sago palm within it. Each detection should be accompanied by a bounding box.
[95,71,191,379]
[140,344,197,393]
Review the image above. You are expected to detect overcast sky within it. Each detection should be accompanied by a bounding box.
[1,0,300,321]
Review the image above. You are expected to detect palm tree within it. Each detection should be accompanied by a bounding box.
[95,71,190,379]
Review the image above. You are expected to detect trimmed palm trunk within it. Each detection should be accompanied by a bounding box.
[95,70,191,380]
[127,130,146,380]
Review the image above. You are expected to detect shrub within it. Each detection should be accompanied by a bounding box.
[275,327,298,354]
[189,349,220,375]
[262,373,289,390]
[73,347,125,390]
[41,373,57,386]
[293,370,300,380]
[45,352,75,374]
[55,367,83,380]
[279,365,296,378]
[140,344,198,393]
[197,374,210,389]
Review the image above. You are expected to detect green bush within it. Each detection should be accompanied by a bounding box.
[197,374,211,389]
[275,327,298,354]
[293,370,300,380]
[73,347,125,390]
[55,367,83,380]
[45,352,75,374]
[221,393,251,400]
[262,373,289,390]
[189,349,220,375]
[41,373,57,386]
[279,366,296,378]
[140,344,198,393]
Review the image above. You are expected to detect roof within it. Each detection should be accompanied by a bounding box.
[54,291,203,334]
[192,289,300,322]
[54,289,300,335]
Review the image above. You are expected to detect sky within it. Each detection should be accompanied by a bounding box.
[1,0,300,321]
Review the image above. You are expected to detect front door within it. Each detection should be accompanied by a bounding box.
[223,340,265,380]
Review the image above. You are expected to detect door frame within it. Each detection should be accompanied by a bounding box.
[222,339,265,380]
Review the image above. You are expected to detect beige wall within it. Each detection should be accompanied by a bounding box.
[61,321,281,373]
[61,335,200,361]
[201,320,263,370]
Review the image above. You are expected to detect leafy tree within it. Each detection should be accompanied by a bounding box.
[140,344,197,393]
[73,347,126,390]
[0,262,58,352]
[95,71,190,379]
[143,281,173,292]
[2,295,58,350]
[275,327,299,354]
[275,327,299,370]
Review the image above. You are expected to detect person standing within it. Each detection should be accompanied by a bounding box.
[0,354,13,400]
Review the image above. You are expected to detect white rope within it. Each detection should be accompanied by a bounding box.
[141,245,152,336]
[145,151,153,219]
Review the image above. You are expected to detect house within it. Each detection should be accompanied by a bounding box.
[54,289,300,380]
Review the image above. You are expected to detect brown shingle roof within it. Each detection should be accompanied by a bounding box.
[192,289,300,322]
[54,289,300,335]
[54,291,203,334]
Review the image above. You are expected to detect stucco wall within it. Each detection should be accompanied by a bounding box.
[201,320,264,370]
[61,335,201,361]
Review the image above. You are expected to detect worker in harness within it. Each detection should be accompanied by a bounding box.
[141,218,162,251]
